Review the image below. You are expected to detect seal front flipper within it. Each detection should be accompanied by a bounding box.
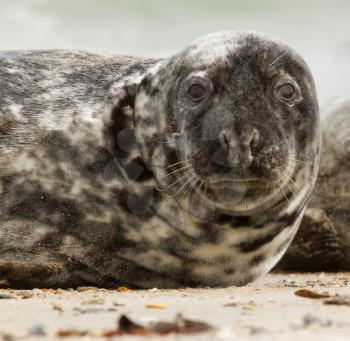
[0,260,73,289]
[0,219,92,288]
[0,258,125,289]
[274,208,345,271]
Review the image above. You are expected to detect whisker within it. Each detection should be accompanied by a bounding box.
[156,164,191,179]
[285,179,296,197]
[289,158,313,167]
[288,175,298,189]
[187,177,200,202]
[164,159,193,170]
[203,182,208,203]
[273,169,291,203]
[287,152,313,166]
[280,183,290,203]
[269,51,288,68]
[154,170,192,192]
[153,159,191,172]
[286,162,309,176]
[175,174,198,200]
[191,180,203,208]
[180,174,198,200]
[182,178,198,203]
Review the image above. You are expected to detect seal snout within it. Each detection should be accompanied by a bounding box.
[218,128,260,170]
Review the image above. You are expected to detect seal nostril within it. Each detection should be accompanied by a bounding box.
[250,129,260,149]
[219,130,234,149]
[217,129,258,170]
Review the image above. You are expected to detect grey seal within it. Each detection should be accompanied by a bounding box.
[0,31,320,288]
[277,98,350,271]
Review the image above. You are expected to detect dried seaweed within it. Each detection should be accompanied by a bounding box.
[294,289,330,299]
[102,314,213,337]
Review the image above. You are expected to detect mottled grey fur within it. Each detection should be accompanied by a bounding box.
[277,98,350,271]
[0,32,319,288]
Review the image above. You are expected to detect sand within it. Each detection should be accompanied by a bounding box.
[0,273,349,340]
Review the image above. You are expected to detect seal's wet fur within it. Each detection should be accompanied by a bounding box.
[0,32,320,288]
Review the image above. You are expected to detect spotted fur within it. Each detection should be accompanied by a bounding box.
[0,32,319,288]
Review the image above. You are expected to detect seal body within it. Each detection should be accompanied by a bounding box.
[0,32,320,288]
[277,98,350,271]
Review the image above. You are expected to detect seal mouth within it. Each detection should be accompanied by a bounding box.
[158,136,299,214]
[155,156,297,206]
[187,160,298,215]
[208,178,284,188]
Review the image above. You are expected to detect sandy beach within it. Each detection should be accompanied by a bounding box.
[0,273,349,340]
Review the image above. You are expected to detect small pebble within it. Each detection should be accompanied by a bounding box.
[21,293,34,299]
[52,303,64,312]
[145,303,167,309]
[82,298,105,305]
[76,286,98,292]
[289,313,332,330]
[0,293,15,299]
[303,314,332,327]
[148,288,158,292]
[28,324,46,336]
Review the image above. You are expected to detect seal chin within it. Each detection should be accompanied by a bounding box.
[198,164,296,215]
[203,181,272,214]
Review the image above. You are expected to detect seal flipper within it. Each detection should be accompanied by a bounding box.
[275,208,345,271]
[0,219,94,289]
[0,260,80,289]
[0,259,125,289]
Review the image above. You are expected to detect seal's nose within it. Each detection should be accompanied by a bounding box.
[218,128,259,170]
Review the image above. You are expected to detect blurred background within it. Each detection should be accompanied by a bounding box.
[0,0,349,106]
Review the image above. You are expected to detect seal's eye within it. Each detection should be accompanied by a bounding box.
[184,76,213,103]
[188,84,206,100]
[275,82,296,103]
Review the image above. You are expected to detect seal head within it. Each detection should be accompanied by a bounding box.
[133,32,319,217]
